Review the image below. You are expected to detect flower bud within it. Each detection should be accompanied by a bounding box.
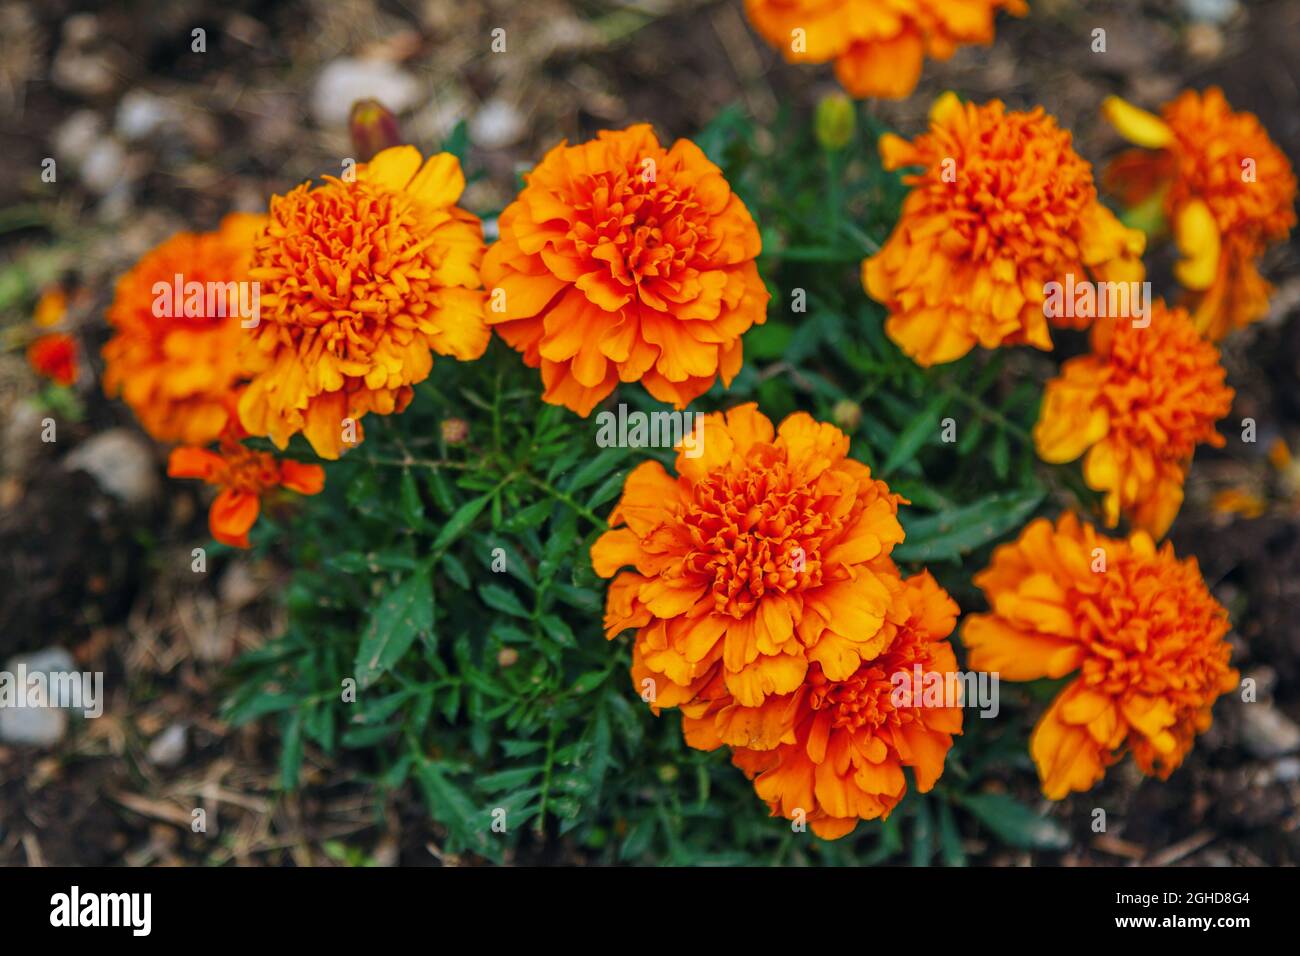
[831,399,862,433]
[815,93,855,152]
[441,417,469,445]
[348,98,403,162]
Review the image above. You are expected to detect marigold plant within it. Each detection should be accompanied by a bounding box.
[483,125,769,416]
[239,147,488,459]
[1102,89,1297,340]
[103,212,266,444]
[743,0,1027,100]
[963,513,1238,799]
[863,93,1146,366]
[1034,302,1234,538]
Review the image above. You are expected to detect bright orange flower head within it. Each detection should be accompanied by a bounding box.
[1034,302,1233,538]
[592,404,906,710]
[1102,89,1297,339]
[743,0,1026,100]
[167,421,325,549]
[104,213,265,444]
[28,333,79,386]
[729,571,963,838]
[864,93,1146,367]
[239,147,488,459]
[482,125,769,416]
[963,513,1237,799]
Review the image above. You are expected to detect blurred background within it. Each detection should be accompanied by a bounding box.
[1,0,1298,865]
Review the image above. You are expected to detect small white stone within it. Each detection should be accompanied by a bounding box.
[469,99,525,149]
[63,428,159,509]
[147,723,188,767]
[1239,704,1300,759]
[311,58,421,127]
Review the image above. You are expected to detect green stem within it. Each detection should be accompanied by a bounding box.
[523,474,606,529]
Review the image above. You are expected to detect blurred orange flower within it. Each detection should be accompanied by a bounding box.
[743,0,1026,100]
[28,333,79,386]
[104,213,265,444]
[483,125,768,416]
[1102,89,1297,339]
[592,404,906,710]
[1034,302,1233,538]
[730,572,963,838]
[167,419,325,549]
[963,513,1237,799]
[239,147,487,459]
[864,94,1146,367]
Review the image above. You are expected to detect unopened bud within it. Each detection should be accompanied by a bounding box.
[349,99,403,162]
[497,648,519,668]
[441,418,469,445]
[832,399,862,433]
[815,93,855,152]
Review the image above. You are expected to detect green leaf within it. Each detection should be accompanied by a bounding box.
[937,799,966,867]
[563,446,631,495]
[893,489,1044,563]
[400,469,426,527]
[354,569,434,688]
[570,670,609,695]
[415,759,494,858]
[959,793,1069,850]
[478,583,531,618]
[433,494,492,550]
[881,393,949,477]
[279,710,305,790]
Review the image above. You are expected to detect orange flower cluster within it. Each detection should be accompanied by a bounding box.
[239,147,488,459]
[28,287,78,386]
[743,0,1027,100]
[864,94,1146,366]
[591,404,962,837]
[103,213,265,444]
[1034,303,1234,538]
[483,125,768,416]
[1103,89,1297,340]
[963,513,1237,798]
[168,416,325,549]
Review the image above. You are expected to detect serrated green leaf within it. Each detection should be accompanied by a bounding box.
[478,583,531,618]
[893,489,1044,563]
[960,793,1069,850]
[433,494,492,550]
[354,570,434,688]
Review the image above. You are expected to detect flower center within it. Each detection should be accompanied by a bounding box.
[567,165,709,285]
[680,456,838,618]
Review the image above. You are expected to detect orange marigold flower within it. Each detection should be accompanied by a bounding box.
[167,424,325,549]
[28,333,79,386]
[864,93,1146,367]
[482,125,769,416]
[963,513,1237,799]
[743,0,1026,101]
[1034,302,1233,538]
[1102,89,1297,339]
[104,213,266,444]
[591,404,906,711]
[239,147,488,460]
[729,571,963,838]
